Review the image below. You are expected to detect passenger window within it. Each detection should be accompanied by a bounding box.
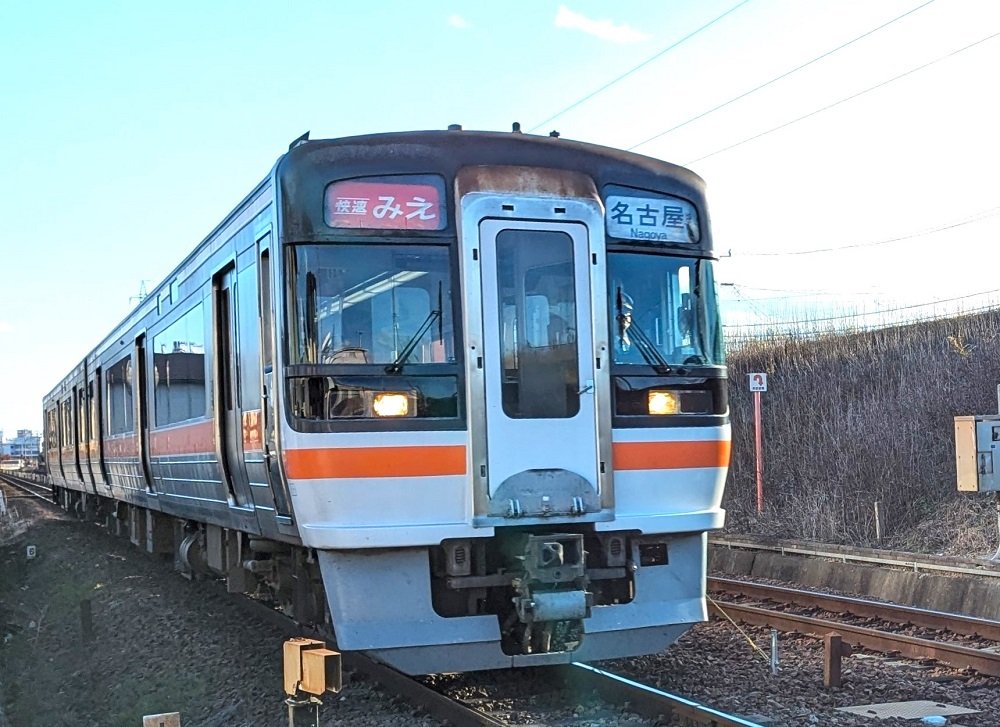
[106,357,134,435]
[152,305,207,426]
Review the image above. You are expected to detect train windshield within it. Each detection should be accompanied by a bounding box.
[608,253,724,367]
[287,244,455,366]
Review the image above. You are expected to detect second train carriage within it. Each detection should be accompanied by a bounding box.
[43,128,730,673]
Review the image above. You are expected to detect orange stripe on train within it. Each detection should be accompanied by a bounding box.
[612,440,731,470]
[284,445,467,480]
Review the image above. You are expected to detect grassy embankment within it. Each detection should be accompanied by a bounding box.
[723,309,1000,555]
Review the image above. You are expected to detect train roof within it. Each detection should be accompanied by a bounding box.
[277,128,706,194]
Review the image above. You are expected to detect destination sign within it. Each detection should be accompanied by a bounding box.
[325,179,445,230]
[605,194,699,244]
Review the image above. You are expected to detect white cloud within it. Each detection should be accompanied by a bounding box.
[448,15,471,29]
[554,5,649,44]
[0,321,12,334]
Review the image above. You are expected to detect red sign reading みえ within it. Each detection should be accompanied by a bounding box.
[324,180,444,230]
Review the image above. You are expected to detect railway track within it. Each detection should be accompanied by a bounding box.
[237,584,762,726]
[710,577,1000,678]
[2,475,760,724]
[710,576,1000,641]
[6,480,752,726]
[0,472,55,504]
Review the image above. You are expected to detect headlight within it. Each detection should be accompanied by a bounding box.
[373,392,410,417]
[647,390,680,415]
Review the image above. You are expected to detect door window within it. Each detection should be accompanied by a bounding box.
[494,229,579,419]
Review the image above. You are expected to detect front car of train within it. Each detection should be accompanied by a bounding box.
[273,130,729,673]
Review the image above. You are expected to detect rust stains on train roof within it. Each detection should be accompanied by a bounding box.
[277,129,705,191]
[455,165,599,200]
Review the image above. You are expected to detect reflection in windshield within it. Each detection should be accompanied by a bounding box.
[609,253,724,367]
[287,245,454,366]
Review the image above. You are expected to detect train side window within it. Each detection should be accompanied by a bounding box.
[237,264,261,410]
[260,248,272,369]
[89,380,98,443]
[77,387,87,443]
[62,399,73,445]
[106,356,135,435]
[152,304,207,426]
[54,405,63,448]
[45,409,55,450]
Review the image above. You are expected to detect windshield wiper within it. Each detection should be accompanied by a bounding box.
[616,287,672,375]
[385,309,441,374]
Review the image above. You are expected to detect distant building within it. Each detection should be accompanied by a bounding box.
[1,430,41,459]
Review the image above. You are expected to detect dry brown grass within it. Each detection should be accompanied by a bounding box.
[724,309,1000,551]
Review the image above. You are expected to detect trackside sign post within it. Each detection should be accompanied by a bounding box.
[748,373,767,514]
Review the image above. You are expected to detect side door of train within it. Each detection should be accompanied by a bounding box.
[460,181,614,522]
[213,263,255,511]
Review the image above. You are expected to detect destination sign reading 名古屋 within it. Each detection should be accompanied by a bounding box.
[325,180,445,230]
[605,194,699,243]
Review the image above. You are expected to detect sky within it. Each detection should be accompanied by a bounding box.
[1,0,999,434]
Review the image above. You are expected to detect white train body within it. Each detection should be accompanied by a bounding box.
[43,130,730,673]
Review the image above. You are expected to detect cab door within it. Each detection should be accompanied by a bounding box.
[477,215,605,518]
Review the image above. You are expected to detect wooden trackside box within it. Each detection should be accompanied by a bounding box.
[301,647,342,695]
[283,637,325,696]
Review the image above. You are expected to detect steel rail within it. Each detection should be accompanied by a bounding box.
[0,473,56,504]
[711,600,1000,677]
[709,577,1000,641]
[564,662,763,727]
[710,535,1000,579]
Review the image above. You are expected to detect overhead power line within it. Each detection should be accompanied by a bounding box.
[684,31,1000,165]
[726,284,772,320]
[629,0,936,151]
[527,1,751,133]
[723,288,1000,328]
[735,203,1000,257]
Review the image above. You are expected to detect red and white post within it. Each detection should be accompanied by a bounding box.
[748,373,767,515]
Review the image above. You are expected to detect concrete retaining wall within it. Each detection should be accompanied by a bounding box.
[710,547,1000,621]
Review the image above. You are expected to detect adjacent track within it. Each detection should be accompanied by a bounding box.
[709,576,1000,641]
[710,598,1000,677]
[0,472,56,504]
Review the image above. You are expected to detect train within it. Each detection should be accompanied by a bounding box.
[42,127,730,674]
